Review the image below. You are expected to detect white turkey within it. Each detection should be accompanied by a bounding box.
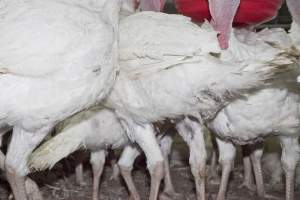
[0,0,165,199]
[29,113,206,200]
[106,11,298,200]
[0,0,127,199]
[210,89,300,200]
[29,107,182,200]
[31,107,129,200]
[207,25,300,200]
[29,11,298,200]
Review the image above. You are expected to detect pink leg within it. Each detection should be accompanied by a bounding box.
[5,163,42,200]
[176,118,207,200]
[209,136,220,185]
[25,178,43,200]
[6,172,27,200]
[0,131,42,200]
[5,126,52,200]
[109,156,120,181]
[250,144,281,200]
[118,117,164,200]
[238,156,255,191]
[279,136,300,200]
[287,0,300,25]
[159,134,183,200]
[118,145,141,200]
[214,138,236,200]
[249,146,265,197]
[208,0,240,49]
[90,150,106,200]
[74,151,86,186]
[239,146,255,191]
[75,163,86,186]
[160,135,174,193]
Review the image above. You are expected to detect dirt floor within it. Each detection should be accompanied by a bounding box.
[0,153,299,200]
[0,137,298,200]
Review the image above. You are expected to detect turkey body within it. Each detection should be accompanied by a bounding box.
[207,26,300,200]
[108,12,288,125]
[47,108,129,200]
[0,0,118,131]
[29,107,179,200]
[210,88,300,144]
[0,1,120,199]
[104,12,296,200]
[208,88,300,200]
[28,11,297,200]
[55,108,128,152]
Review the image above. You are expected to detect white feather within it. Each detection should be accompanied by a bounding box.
[0,0,122,179]
[0,0,119,131]
[29,108,128,170]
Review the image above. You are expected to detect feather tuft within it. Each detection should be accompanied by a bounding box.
[28,127,86,171]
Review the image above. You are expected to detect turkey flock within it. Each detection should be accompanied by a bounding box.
[0,0,300,200]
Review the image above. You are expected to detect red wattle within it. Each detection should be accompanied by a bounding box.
[175,0,282,27]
